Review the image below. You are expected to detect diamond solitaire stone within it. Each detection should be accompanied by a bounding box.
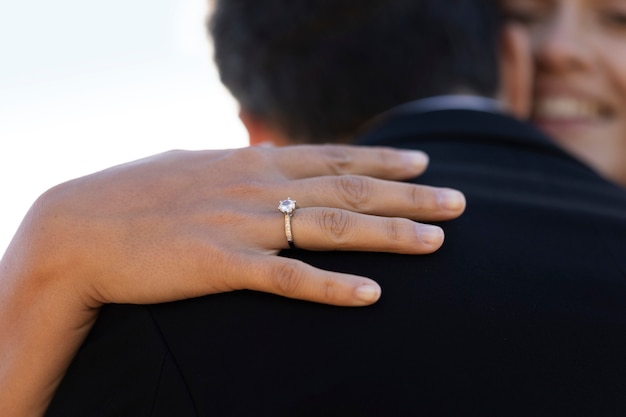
[278,198,296,215]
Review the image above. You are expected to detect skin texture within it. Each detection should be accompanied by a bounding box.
[0,145,466,417]
[501,0,626,186]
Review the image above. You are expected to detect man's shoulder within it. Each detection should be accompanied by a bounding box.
[360,109,620,196]
[359,109,556,151]
[45,304,195,417]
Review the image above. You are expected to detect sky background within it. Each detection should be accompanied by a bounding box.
[0,0,247,253]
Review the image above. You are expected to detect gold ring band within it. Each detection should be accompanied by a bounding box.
[278,198,297,249]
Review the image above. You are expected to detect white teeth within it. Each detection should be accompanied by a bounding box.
[534,98,600,119]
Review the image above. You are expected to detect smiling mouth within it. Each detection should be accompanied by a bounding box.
[532,98,612,122]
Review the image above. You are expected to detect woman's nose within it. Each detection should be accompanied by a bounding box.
[534,10,592,74]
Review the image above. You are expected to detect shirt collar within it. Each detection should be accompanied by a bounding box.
[384,95,503,117]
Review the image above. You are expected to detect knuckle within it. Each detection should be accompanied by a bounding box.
[321,144,353,174]
[320,209,353,245]
[409,185,427,211]
[337,175,371,209]
[226,146,268,171]
[385,218,405,243]
[271,261,305,296]
[377,147,399,168]
[323,278,339,303]
[212,147,277,190]
[236,145,264,161]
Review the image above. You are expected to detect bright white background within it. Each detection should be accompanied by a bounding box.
[0,0,247,253]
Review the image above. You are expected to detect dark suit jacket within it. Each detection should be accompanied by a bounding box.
[46,110,626,417]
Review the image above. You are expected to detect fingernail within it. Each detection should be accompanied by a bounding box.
[437,189,466,211]
[355,284,382,304]
[416,224,444,245]
[402,150,429,168]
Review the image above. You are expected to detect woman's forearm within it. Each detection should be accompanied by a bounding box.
[0,211,100,417]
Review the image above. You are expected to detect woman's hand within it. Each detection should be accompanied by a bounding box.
[12,145,465,309]
[0,145,465,417]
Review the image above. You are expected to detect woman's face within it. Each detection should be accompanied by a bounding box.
[501,0,626,185]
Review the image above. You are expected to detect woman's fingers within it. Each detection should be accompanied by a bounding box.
[29,148,464,310]
[268,145,430,180]
[235,255,383,306]
[266,208,444,253]
[291,175,466,221]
